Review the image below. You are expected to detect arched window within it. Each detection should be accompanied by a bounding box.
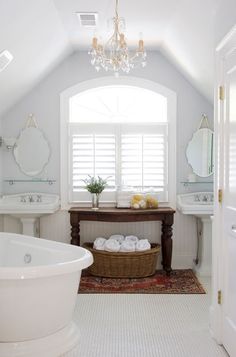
[60,77,176,208]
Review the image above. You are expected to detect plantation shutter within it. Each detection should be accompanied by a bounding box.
[69,123,168,203]
[69,124,117,202]
[120,124,168,201]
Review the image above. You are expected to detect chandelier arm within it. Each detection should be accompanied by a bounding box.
[89,0,147,74]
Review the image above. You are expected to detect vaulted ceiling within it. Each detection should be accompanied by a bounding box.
[0,0,227,119]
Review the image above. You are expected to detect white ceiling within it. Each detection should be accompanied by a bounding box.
[0,0,223,119]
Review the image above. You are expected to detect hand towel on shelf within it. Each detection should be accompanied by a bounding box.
[136,239,151,251]
[109,234,125,243]
[93,237,106,251]
[104,239,120,252]
[125,235,139,243]
[120,240,136,252]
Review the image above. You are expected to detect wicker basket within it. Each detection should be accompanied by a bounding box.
[83,242,160,278]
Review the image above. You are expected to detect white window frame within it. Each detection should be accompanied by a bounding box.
[60,77,176,209]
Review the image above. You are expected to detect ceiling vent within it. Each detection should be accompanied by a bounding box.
[76,12,98,27]
[0,50,13,73]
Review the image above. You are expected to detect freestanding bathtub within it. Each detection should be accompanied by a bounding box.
[0,232,93,357]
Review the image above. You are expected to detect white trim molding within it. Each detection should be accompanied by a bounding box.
[60,76,177,209]
[210,24,236,345]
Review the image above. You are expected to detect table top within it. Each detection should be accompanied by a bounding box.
[69,207,175,214]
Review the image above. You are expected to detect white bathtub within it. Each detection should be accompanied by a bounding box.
[0,232,93,357]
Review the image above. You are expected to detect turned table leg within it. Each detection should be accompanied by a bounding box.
[70,213,80,245]
[161,214,174,275]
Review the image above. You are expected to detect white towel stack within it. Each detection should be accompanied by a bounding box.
[125,235,139,243]
[116,191,132,208]
[93,234,151,252]
[120,241,136,252]
[109,234,125,243]
[104,239,120,252]
[93,237,106,250]
[136,239,151,251]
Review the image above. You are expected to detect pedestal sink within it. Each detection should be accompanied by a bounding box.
[177,192,214,276]
[0,193,60,236]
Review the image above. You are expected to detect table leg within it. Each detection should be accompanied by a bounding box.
[70,213,80,245]
[161,214,174,275]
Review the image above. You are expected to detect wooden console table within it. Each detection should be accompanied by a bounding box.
[69,207,175,275]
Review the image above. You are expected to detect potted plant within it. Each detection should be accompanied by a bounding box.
[83,175,109,210]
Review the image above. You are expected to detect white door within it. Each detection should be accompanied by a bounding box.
[217,29,236,357]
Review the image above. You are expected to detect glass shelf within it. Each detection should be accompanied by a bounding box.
[4,179,56,185]
[181,181,213,187]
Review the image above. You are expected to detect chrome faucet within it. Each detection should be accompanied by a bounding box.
[202,195,208,202]
[36,195,42,202]
[28,195,34,203]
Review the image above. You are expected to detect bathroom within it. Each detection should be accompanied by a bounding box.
[0,0,236,356]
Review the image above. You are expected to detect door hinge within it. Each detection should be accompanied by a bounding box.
[219,86,225,100]
[218,290,222,305]
[218,189,223,203]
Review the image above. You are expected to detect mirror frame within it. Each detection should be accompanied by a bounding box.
[186,127,214,178]
[13,126,51,177]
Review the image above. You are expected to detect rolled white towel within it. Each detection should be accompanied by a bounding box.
[104,239,120,252]
[93,237,106,251]
[120,240,136,252]
[109,234,125,243]
[136,239,151,251]
[125,235,139,243]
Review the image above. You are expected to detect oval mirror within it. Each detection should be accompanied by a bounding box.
[13,127,50,176]
[186,128,214,177]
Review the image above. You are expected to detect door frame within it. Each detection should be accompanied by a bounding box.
[210,24,236,344]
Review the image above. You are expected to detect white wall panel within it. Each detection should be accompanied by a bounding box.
[0,216,3,232]
[0,120,3,196]
[2,209,197,268]
[39,210,196,269]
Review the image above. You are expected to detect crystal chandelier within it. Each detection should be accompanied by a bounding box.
[89,0,147,75]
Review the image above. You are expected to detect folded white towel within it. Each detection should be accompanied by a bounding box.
[109,234,125,243]
[104,239,120,252]
[136,239,151,251]
[93,237,106,251]
[125,235,139,243]
[120,240,136,252]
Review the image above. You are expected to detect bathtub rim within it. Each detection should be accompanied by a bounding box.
[0,232,93,280]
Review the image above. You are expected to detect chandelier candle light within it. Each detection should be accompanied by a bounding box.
[89,0,147,75]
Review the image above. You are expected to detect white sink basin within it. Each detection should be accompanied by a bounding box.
[0,193,60,236]
[177,192,214,217]
[0,193,60,216]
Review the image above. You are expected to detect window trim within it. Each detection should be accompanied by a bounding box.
[60,76,176,209]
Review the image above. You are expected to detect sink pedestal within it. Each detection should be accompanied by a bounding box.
[20,218,38,236]
[177,192,213,277]
[194,217,212,277]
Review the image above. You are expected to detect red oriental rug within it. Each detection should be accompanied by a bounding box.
[78,269,205,294]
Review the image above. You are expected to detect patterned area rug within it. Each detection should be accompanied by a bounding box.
[79,269,205,294]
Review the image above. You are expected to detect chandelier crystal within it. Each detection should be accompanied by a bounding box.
[89,0,147,75]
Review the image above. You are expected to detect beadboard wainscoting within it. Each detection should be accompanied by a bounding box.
[0,209,197,269]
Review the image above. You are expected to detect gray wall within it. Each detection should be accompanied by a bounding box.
[215,0,236,46]
[2,50,213,195]
[0,51,213,268]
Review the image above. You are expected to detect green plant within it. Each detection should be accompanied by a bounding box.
[83,175,109,194]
